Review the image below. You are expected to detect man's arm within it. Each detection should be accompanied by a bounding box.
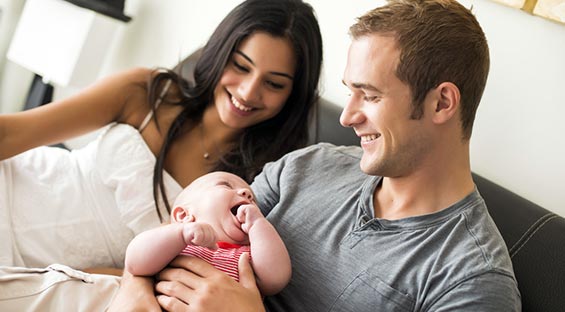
[237,204,291,295]
[125,222,217,276]
[426,272,521,311]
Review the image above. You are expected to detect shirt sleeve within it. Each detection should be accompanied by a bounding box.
[425,271,521,312]
[251,157,284,217]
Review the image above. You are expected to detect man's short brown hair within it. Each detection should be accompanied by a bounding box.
[350,0,489,139]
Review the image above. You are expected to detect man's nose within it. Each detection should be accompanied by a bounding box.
[340,95,365,128]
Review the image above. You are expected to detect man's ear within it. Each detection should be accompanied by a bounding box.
[430,82,460,125]
[172,206,194,223]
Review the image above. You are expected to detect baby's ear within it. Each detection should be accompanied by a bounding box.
[172,206,195,223]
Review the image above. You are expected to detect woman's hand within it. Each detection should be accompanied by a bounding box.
[107,270,161,312]
[156,253,265,312]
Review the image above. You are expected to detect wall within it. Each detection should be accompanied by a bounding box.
[463,0,565,218]
[1,0,564,216]
[0,0,31,113]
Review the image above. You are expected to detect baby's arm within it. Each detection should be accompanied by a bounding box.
[125,222,217,276]
[237,205,291,295]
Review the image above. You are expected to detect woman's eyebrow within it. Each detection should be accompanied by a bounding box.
[234,50,294,80]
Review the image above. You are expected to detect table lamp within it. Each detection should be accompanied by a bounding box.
[7,0,131,110]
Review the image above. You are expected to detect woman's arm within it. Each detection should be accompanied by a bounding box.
[237,204,291,295]
[0,67,152,160]
[125,222,217,276]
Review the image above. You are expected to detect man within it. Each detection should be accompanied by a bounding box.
[147,0,520,311]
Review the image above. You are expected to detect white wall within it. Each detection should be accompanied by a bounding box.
[1,0,564,216]
[0,0,31,113]
[463,0,565,218]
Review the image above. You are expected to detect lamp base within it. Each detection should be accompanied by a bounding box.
[24,74,53,110]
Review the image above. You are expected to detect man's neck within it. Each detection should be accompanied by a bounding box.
[372,152,474,220]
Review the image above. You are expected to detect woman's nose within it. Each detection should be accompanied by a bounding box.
[238,76,261,103]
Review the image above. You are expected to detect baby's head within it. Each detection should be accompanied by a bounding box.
[171,171,256,244]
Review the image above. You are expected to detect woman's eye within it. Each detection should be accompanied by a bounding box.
[233,60,249,72]
[266,81,284,90]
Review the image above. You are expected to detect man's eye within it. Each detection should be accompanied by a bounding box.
[364,95,379,102]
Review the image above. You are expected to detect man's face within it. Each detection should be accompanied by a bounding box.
[340,34,432,178]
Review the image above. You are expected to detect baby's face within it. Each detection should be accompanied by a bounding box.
[173,172,257,244]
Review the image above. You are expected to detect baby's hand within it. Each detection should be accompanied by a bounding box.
[236,204,265,234]
[183,222,217,250]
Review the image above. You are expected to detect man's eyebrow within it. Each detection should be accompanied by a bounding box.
[342,80,382,93]
[234,50,294,80]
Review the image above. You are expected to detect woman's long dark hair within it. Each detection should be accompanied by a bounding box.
[147,0,323,221]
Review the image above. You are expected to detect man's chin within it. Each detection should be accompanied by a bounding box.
[360,155,373,171]
[360,157,386,177]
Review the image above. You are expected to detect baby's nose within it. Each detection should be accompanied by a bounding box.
[238,188,253,201]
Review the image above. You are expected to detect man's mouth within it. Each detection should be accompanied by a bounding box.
[361,134,381,142]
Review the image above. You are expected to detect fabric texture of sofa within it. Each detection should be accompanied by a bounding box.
[177,51,565,312]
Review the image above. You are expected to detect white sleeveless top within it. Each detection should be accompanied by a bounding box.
[0,123,182,269]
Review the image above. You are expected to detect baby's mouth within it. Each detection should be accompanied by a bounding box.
[230,205,241,216]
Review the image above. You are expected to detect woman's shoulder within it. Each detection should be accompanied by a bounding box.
[110,67,159,127]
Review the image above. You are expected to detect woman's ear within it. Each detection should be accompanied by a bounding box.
[430,82,460,125]
[172,206,195,223]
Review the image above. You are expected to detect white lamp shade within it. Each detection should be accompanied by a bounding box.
[7,0,121,87]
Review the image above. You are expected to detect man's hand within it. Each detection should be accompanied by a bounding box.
[155,253,264,312]
[236,204,265,234]
[184,222,217,250]
[107,270,161,312]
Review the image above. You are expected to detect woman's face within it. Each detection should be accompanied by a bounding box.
[213,31,296,129]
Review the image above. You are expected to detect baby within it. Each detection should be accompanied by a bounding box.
[124,171,291,295]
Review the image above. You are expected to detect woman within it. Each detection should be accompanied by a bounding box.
[0,0,322,272]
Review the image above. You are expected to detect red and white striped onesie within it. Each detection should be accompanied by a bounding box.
[180,241,251,281]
